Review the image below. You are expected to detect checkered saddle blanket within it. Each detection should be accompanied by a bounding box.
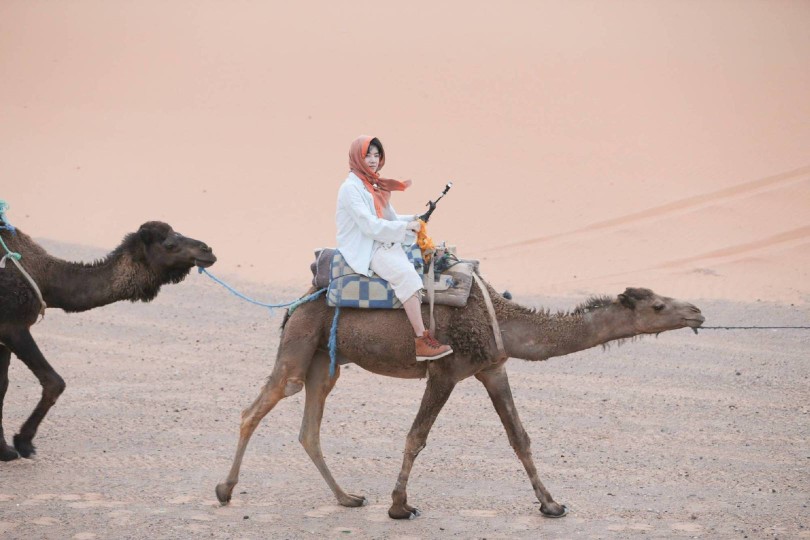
[310,245,477,309]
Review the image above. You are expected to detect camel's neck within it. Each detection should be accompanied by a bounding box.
[39,256,154,312]
[501,304,637,361]
[4,231,161,313]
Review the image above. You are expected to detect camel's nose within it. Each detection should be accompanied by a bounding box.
[688,304,705,324]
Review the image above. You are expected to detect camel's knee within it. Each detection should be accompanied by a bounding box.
[238,402,268,433]
[239,397,270,424]
[43,374,65,402]
[238,412,262,438]
[298,433,320,456]
[237,385,287,433]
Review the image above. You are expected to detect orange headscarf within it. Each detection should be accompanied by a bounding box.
[349,135,411,218]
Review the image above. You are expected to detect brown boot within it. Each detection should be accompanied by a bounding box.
[415,331,453,361]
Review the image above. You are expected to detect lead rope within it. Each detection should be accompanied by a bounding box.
[197,267,326,315]
[0,201,47,322]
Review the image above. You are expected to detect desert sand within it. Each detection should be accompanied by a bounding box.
[1,1,809,538]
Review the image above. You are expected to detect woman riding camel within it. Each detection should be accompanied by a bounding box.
[336,135,453,361]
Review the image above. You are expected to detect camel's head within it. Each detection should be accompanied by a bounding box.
[617,287,704,334]
[134,221,217,283]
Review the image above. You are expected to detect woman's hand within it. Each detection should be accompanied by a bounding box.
[406,220,422,232]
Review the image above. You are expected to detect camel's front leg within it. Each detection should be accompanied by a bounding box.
[299,351,366,507]
[475,365,567,517]
[215,326,319,505]
[1,329,65,458]
[215,374,287,505]
[0,345,20,461]
[389,369,456,520]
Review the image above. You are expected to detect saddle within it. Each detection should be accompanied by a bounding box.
[310,244,478,309]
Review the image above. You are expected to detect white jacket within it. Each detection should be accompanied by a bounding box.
[336,172,416,276]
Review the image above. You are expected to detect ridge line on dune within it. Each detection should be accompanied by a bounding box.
[478,164,810,253]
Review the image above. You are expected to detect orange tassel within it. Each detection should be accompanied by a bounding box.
[416,219,435,263]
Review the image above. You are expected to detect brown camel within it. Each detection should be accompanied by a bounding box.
[0,221,216,461]
[215,281,704,519]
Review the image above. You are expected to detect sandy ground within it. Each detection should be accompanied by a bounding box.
[2,1,810,538]
[0,242,808,540]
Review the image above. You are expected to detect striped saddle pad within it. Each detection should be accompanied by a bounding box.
[310,245,476,309]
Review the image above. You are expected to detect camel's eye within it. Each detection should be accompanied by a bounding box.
[164,241,178,251]
[653,303,665,312]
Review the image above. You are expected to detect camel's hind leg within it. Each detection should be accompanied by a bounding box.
[475,365,567,517]
[389,368,456,519]
[299,351,366,507]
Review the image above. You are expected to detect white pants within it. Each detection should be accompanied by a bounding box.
[370,243,424,304]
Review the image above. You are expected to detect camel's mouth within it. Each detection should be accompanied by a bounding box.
[684,315,705,334]
[195,254,217,268]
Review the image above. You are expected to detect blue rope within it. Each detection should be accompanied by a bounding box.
[328,306,340,377]
[198,266,339,377]
[197,267,326,315]
[0,200,21,261]
[0,200,14,232]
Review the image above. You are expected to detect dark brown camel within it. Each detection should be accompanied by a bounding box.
[215,282,704,519]
[0,221,216,461]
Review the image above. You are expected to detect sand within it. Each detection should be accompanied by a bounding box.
[1,1,809,538]
[1,253,808,539]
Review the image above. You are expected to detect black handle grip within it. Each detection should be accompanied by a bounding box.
[418,182,452,223]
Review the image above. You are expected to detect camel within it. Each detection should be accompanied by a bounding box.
[215,280,704,519]
[0,221,216,461]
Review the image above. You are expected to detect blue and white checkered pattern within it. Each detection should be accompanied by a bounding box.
[327,244,424,309]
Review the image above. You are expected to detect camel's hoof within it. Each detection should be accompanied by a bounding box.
[0,445,20,462]
[388,505,421,520]
[215,483,233,505]
[12,435,35,458]
[338,493,368,508]
[540,503,568,518]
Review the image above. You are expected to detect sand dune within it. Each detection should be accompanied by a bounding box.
[2,0,809,304]
[481,166,810,302]
[480,165,810,253]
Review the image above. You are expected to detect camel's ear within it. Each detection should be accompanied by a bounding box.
[138,225,155,245]
[618,291,636,310]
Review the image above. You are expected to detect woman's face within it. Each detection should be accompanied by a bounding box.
[364,144,381,173]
